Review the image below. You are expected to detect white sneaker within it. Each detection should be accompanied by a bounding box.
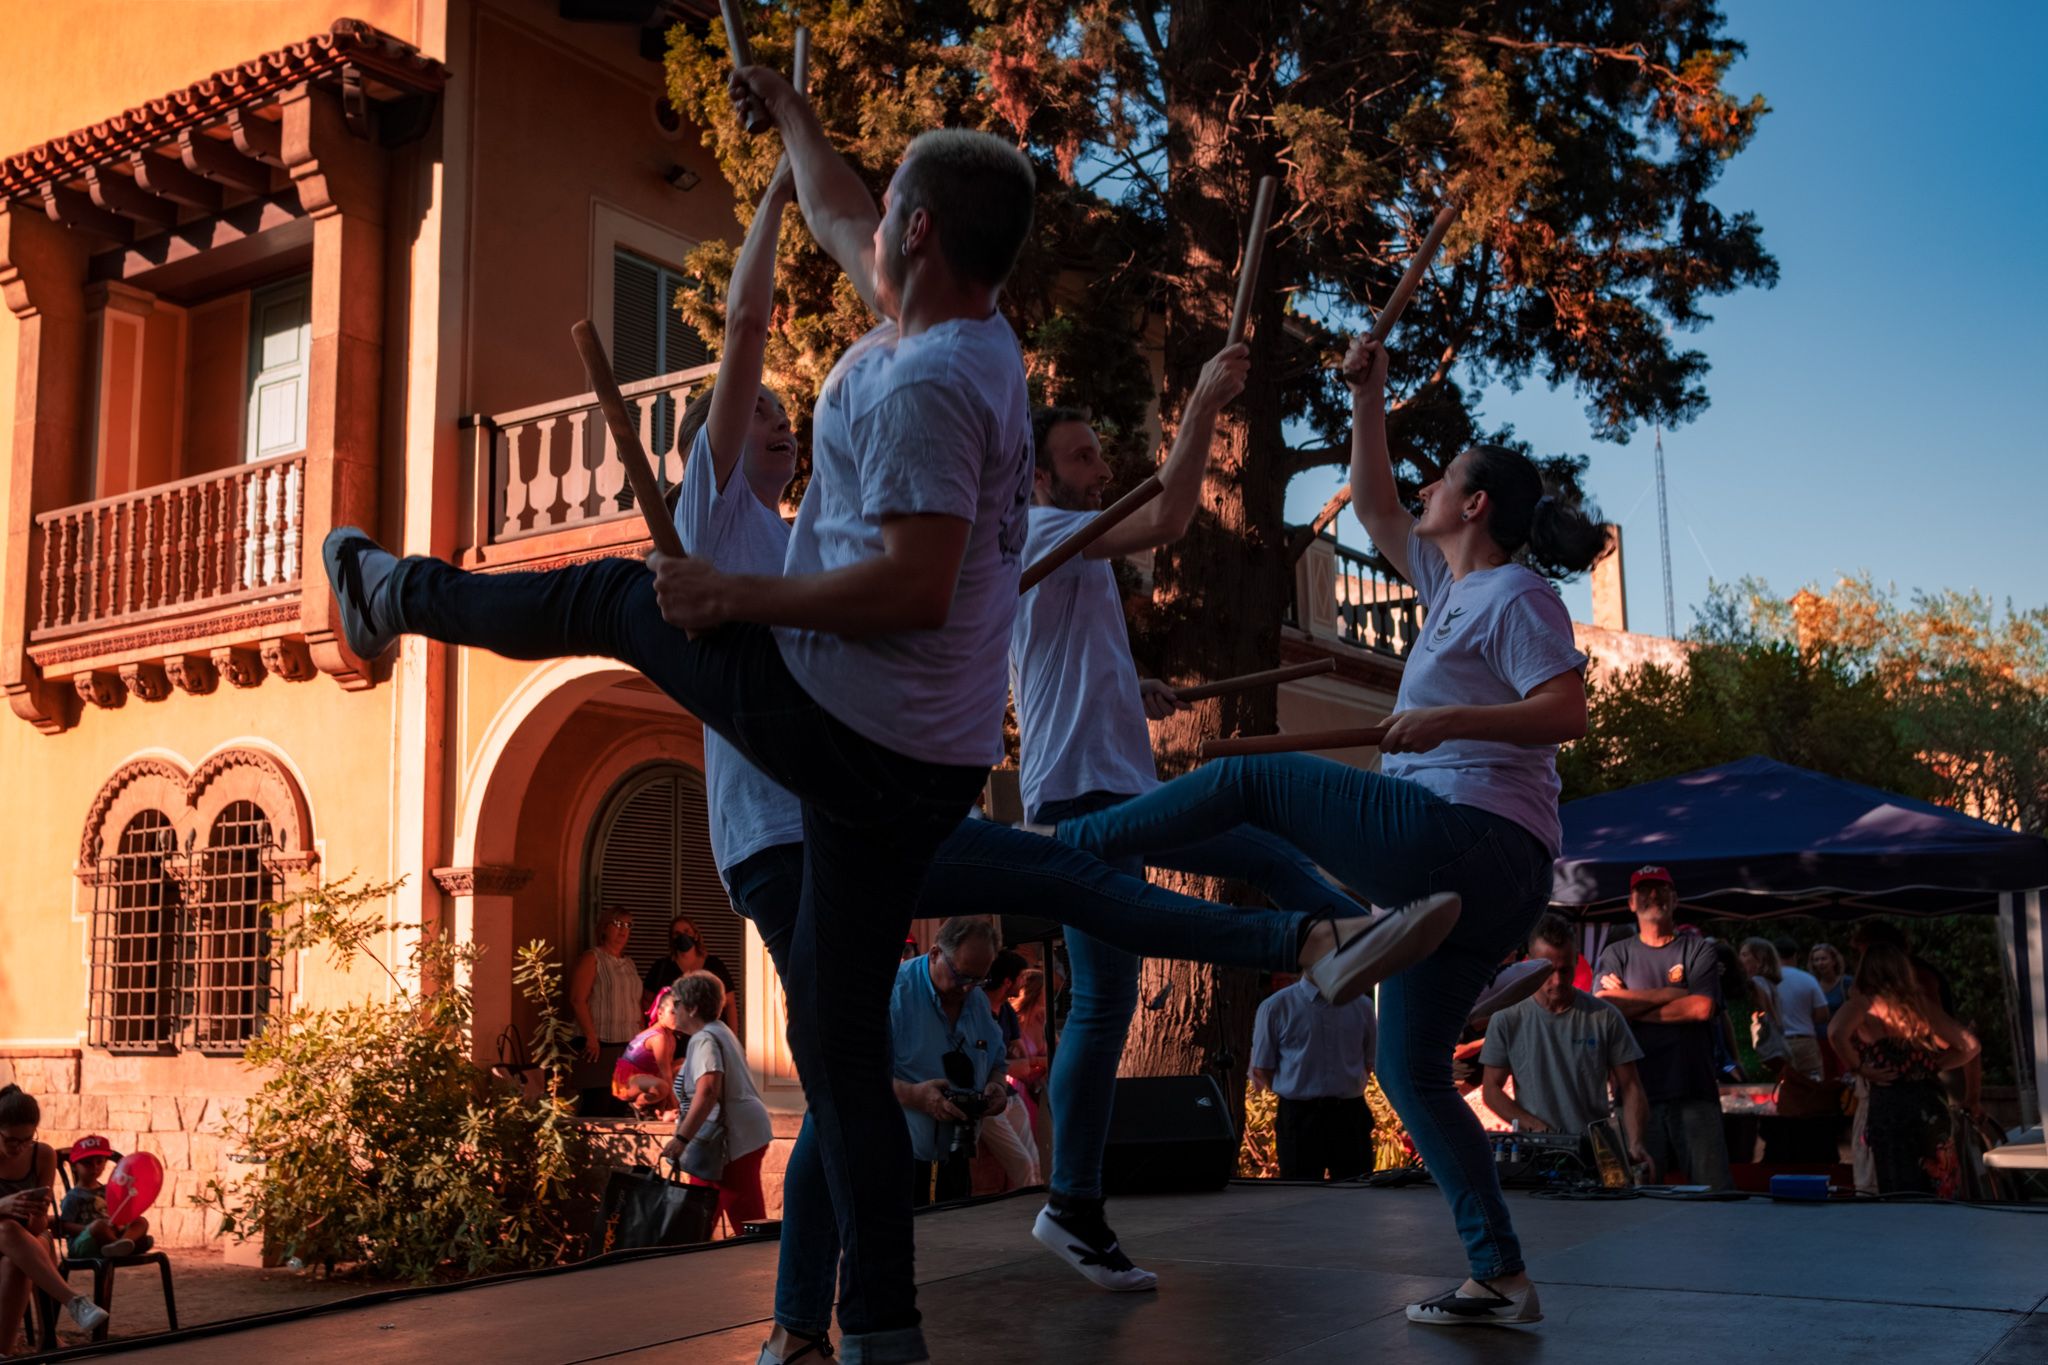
[1306,893,1461,1004]
[1406,1279,1543,1326]
[1032,1204,1158,1292]
[67,1293,110,1333]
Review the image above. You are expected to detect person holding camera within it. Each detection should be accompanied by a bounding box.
[891,918,1012,1206]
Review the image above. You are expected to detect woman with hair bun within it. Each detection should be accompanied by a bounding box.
[1052,335,1601,1329]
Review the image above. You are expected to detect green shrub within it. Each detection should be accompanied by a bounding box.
[196,875,589,1281]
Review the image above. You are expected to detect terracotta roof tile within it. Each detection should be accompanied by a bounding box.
[0,18,448,201]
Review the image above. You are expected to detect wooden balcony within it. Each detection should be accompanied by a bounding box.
[24,456,315,705]
[461,361,718,570]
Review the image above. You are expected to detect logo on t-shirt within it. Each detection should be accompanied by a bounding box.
[998,438,1032,561]
[1428,605,1467,647]
[1666,962,1686,985]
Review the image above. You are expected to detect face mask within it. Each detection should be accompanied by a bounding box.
[672,934,698,956]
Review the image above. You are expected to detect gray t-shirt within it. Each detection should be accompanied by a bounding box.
[1479,988,1643,1136]
[672,427,804,879]
[1381,529,1587,854]
[1594,933,1723,1104]
[773,314,1033,766]
[677,1021,775,1161]
[1010,505,1158,817]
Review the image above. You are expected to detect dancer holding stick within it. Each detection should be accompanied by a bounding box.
[1047,332,1608,1328]
[1018,170,1276,589]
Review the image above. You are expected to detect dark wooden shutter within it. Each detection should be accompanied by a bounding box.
[591,765,746,1025]
[612,249,709,459]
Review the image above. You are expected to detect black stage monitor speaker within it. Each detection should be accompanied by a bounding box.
[1102,1074,1237,1195]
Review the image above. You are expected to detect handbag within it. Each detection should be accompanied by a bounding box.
[675,1024,740,1181]
[599,1162,720,1249]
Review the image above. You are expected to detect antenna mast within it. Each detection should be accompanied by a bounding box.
[1655,423,1674,637]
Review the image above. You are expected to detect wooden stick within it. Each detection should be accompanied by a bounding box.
[1018,475,1163,593]
[1199,725,1389,759]
[569,321,687,560]
[1225,175,1280,347]
[1172,657,1335,703]
[721,0,771,134]
[1367,198,1461,343]
[792,26,810,97]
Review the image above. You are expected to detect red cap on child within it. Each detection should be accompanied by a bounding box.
[68,1135,115,1163]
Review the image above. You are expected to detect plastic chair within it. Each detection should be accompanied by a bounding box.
[34,1151,177,1347]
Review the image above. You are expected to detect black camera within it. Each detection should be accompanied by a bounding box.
[937,1048,988,1160]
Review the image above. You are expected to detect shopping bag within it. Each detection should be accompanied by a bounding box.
[600,1163,719,1250]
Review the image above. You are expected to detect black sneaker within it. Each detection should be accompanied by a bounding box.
[1406,1279,1543,1326]
[1467,958,1554,1023]
[322,527,403,659]
[1031,1202,1157,1292]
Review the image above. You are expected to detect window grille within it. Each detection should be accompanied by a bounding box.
[183,801,280,1053]
[87,811,178,1053]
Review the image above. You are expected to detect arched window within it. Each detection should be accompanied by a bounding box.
[188,800,277,1053]
[88,810,177,1052]
[586,764,745,1028]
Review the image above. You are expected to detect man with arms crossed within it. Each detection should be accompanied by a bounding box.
[1482,914,1651,1171]
[1594,868,1732,1188]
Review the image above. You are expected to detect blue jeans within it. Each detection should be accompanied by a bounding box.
[1056,755,1554,1279]
[1032,792,1363,1200]
[394,556,982,1364]
[728,822,1314,1338]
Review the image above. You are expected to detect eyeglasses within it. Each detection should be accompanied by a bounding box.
[0,1129,36,1150]
[939,952,989,991]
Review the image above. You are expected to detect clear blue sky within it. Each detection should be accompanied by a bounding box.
[1285,1,2048,633]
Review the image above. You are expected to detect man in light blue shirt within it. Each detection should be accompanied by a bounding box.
[1251,975,1378,1181]
[891,918,1011,1205]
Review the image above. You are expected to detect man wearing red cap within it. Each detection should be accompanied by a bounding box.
[1592,867,1732,1188]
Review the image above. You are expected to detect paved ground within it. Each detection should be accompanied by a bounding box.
[54,1184,2048,1363]
[22,1250,402,1355]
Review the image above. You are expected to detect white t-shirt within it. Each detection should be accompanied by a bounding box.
[1009,506,1158,818]
[672,427,805,879]
[773,314,1033,766]
[1381,529,1588,854]
[1773,966,1829,1039]
[680,1021,774,1160]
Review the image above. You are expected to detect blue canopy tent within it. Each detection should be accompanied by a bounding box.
[1551,755,2048,1163]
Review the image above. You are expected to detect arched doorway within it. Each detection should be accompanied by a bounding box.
[584,762,747,1029]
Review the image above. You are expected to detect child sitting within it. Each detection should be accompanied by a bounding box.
[57,1136,152,1259]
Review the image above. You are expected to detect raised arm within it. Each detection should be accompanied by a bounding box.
[730,66,882,315]
[705,163,797,491]
[1084,342,1249,560]
[1340,336,1415,584]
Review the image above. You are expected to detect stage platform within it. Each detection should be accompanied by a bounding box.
[82,1183,2048,1363]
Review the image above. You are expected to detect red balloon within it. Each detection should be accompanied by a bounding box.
[106,1151,164,1224]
